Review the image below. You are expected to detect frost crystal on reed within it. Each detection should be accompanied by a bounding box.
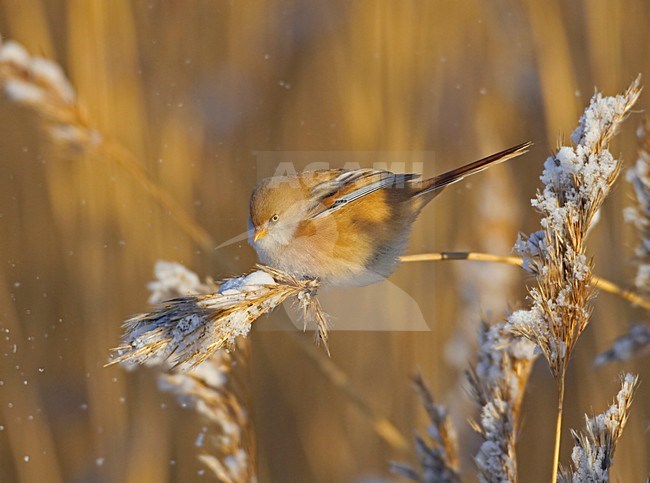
[469,323,536,482]
[148,261,214,305]
[120,262,258,481]
[109,264,328,369]
[560,374,638,482]
[159,357,257,482]
[475,399,516,483]
[506,78,641,377]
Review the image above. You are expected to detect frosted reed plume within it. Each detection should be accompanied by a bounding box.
[507,77,641,377]
[390,373,460,482]
[160,355,257,483]
[0,37,100,150]
[0,37,213,249]
[560,374,639,483]
[468,323,537,483]
[147,261,215,306]
[506,77,642,482]
[109,264,329,369]
[131,262,257,482]
[594,324,650,366]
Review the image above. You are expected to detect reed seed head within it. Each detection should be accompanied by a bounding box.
[109,265,329,370]
[507,77,642,379]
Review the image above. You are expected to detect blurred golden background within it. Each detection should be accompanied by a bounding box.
[0,1,648,481]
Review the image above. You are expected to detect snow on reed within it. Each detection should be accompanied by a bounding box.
[560,374,638,482]
[109,264,329,370]
[159,357,257,482]
[125,261,258,481]
[507,77,642,378]
[147,261,215,305]
[468,323,537,482]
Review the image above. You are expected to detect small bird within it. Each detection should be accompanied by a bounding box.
[249,142,530,286]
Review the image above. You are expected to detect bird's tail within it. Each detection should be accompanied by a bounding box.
[414,141,532,198]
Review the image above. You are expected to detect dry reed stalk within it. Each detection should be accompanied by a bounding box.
[504,77,642,482]
[559,374,639,482]
[390,373,460,482]
[108,264,329,370]
[134,262,257,482]
[467,323,537,483]
[0,37,214,251]
[400,252,650,310]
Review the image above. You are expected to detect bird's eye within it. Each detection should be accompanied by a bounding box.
[270,214,279,222]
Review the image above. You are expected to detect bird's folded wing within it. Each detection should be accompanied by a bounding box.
[309,169,420,219]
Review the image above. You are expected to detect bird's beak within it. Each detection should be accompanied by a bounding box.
[253,227,268,242]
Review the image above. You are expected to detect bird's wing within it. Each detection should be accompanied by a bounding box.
[308,169,420,219]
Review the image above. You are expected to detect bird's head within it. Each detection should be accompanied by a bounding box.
[249,176,312,250]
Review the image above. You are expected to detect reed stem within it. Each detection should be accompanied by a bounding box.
[551,371,566,483]
[400,252,650,311]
